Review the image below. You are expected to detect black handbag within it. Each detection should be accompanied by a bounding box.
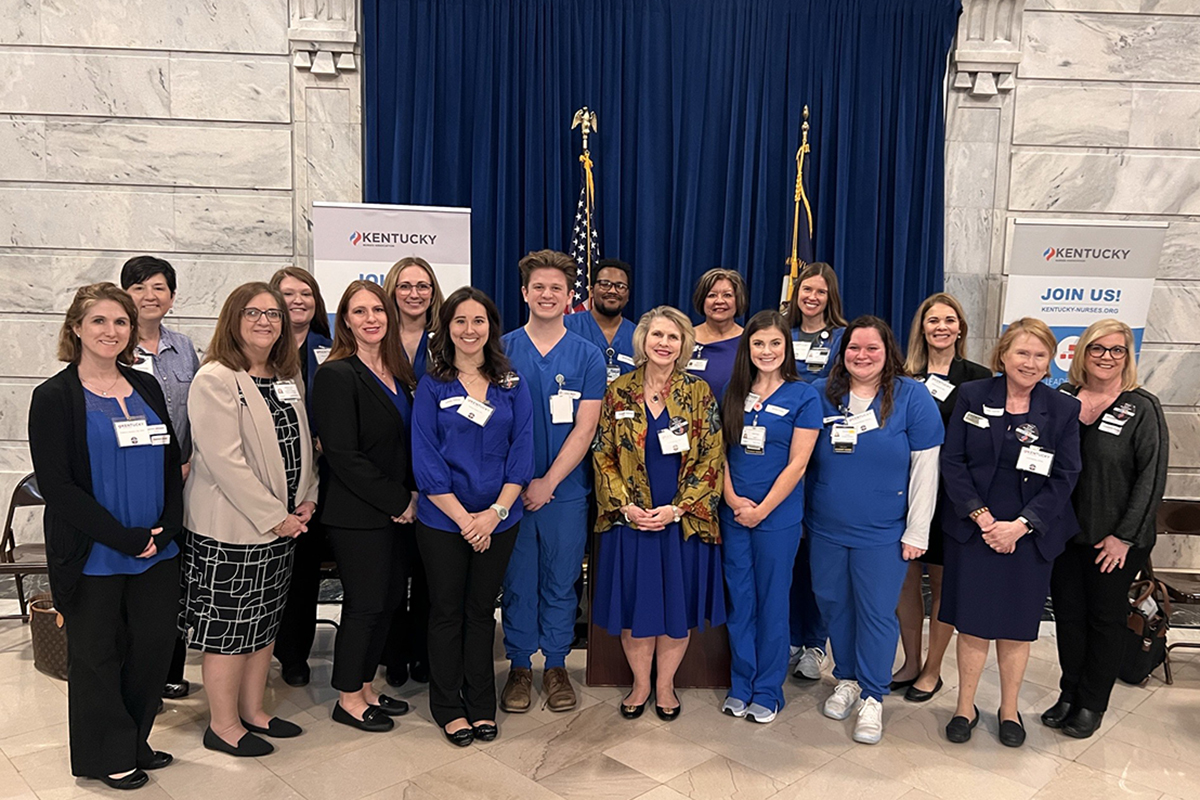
[1119,577,1171,686]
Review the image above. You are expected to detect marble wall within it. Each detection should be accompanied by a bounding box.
[0,1,361,519]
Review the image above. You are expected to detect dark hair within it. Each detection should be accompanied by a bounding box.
[825,315,906,425]
[518,249,577,289]
[269,266,331,338]
[327,280,416,390]
[722,311,798,448]
[786,262,847,332]
[428,287,514,385]
[692,268,748,317]
[204,282,300,378]
[58,282,139,365]
[595,258,632,285]
[120,255,177,294]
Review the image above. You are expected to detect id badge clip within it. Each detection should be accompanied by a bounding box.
[830,424,857,454]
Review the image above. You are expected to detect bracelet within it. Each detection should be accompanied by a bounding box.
[671,505,682,523]
[969,507,990,521]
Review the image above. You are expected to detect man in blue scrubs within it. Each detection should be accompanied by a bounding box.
[500,250,606,713]
[564,258,637,384]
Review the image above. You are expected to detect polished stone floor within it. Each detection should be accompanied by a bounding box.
[2,614,1199,800]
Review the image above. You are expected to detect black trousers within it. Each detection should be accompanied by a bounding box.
[64,557,180,777]
[326,523,409,693]
[1050,540,1150,712]
[417,521,518,727]
[273,517,329,669]
[381,526,429,670]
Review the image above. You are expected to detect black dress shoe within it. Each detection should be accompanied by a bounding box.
[332,702,394,732]
[374,694,410,717]
[443,726,474,747]
[409,661,430,683]
[889,676,917,691]
[655,696,681,722]
[471,722,499,742]
[162,681,190,699]
[97,769,149,790]
[904,677,943,703]
[138,750,173,770]
[945,705,979,743]
[241,717,303,738]
[620,693,649,720]
[203,727,274,757]
[385,664,409,688]
[1062,707,1104,739]
[998,711,1026,747]
[1040,698,1073,729]
[281,663,310,687]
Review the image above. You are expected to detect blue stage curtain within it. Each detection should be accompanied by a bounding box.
[364,0,960,335]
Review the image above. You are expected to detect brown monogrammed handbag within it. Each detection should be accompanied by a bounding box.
[28,592,69,681]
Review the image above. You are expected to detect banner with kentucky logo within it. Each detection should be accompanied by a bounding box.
[1002,219,1166,387]
[312,202,472,301]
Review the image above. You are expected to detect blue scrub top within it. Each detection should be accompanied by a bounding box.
[82,390,178,575]
[687,335,739,403]
[501,328,607,503]
[564,312,637,379]
[791,326,844,384]
[721,380,823,532]
[411,372,535,532]
[405,329,431,378]
[804,376,943,547]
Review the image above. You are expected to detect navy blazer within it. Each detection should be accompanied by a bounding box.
[940,376,1082,562]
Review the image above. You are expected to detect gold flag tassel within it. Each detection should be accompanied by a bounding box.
[785,106,814,305]
[572,108,599,289]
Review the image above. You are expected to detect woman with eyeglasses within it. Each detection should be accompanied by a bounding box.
[384,256,445,377]
[183,283,318,757]
[1043,319,1168,739]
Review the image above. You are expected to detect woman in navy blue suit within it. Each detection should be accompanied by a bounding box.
[939,317,1081,748]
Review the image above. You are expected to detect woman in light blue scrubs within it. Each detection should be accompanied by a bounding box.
[719,311,821,723]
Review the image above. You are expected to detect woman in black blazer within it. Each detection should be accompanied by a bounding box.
[939,317,1081,747]
[28,283,183,790]
[312,280,417,733]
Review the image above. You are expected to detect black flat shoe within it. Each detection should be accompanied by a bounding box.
[203,727,274,757]
[471,722,499,742]
[998,711,1026,747]
[1040,698,1073,729]
[385,664,409,688]
[1062,707,1104,739]
[945,705,979,743]
[889,676,917,691]
[97,769,149,790]
[620,693,649,720]
[409,661,430,683]
[138,750,173,770]
[241,717,303,738]
[443,726,474,747]
[281,663,310,687]
[655,695,681,722]
[904,677,943,703]
[374,694,410,717]
[162,681,190,699]
[332,702,394,732]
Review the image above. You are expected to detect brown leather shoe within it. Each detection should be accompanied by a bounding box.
[500,668,533,713]
[543,667,577,712]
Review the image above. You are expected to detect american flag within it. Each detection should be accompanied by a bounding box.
[566,165,599,314]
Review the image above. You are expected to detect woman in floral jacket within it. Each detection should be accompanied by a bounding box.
[592,305,725,722]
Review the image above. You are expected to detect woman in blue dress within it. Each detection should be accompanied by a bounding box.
[686,268,746,403]
[719,311,821,723]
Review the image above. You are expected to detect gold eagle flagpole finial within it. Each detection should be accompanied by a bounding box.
[572,107,599,287]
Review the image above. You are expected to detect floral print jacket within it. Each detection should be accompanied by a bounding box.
[592,366,724,544]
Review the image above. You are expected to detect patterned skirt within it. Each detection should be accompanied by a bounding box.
[181,531,296,655]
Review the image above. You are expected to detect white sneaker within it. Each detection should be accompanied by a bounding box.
[853,697,883,744]
[823,680,860,720]
[794,647,825,681]
[787,645,803,669]
[721,696,748,718]
[745,702,777,724]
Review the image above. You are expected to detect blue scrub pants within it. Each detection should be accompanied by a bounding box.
[808,536,908,702]
[788,533,828,650]
[501,499,588,669]
[722,520,802,710]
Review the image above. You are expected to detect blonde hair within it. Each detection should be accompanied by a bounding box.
[383,256,444,330]
[691,268,748,318]
[991,317,1057,377]
[58,283,139,365]
[905,292,969,374]
[1069,318,1139,392]
[632,306,696,372]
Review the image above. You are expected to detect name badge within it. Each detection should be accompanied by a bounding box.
[550,393,574,424]
[658,416,690,454]
[439,396,465,409]
[132,354,155,376]
[963,411,989,429]
[617,353,635,366]
[844,409,879,434]
[686,358,708,372]
[1099,421,1124,436]
[741,425,766,453]
[314,346,331,365]
[147,423,170,446]
[1101,413,1127,427]
[831,424,857,453]
[744,393,761,413]
[457,396,494,426]
[616,409,636,420]
[273,380,301,403]
[1016,445,1054,476]
[924,375,955,402]
[982,405,1004,417]
[806,347,830,367]
[606,365,621,384]
[792,341,812,361]
[764,404,788,416]
[113,417,151,448]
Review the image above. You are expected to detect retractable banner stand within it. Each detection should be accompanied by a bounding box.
[311,202,472,302]
[1002,219,1166,387]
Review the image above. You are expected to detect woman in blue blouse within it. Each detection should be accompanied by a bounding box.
[411,287,534,746]
[384,255,444,378]
[686,268,746,403]
[29,283,183,790]
[719,311,821,723]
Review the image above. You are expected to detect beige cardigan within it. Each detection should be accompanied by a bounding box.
[183,362,318,545]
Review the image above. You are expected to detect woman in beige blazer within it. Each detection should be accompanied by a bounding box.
[182,282,318,758]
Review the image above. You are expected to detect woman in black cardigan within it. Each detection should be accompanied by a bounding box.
[312,280,417,732]
[28,283,183,791]
[1045,319,1169,738]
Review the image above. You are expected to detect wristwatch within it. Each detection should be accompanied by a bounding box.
[1016,515,1034,534]
[490,503,509,521]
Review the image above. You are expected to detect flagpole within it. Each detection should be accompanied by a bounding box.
[572,107,599,290]
[787,106,813,299]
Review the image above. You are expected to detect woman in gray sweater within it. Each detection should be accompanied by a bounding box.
[1045,318,1169,739]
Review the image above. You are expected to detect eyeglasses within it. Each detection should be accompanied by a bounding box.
[397,282,434,295]
[1086,343,1128,359]
[595,279,629,292]
[242,308,284,323]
